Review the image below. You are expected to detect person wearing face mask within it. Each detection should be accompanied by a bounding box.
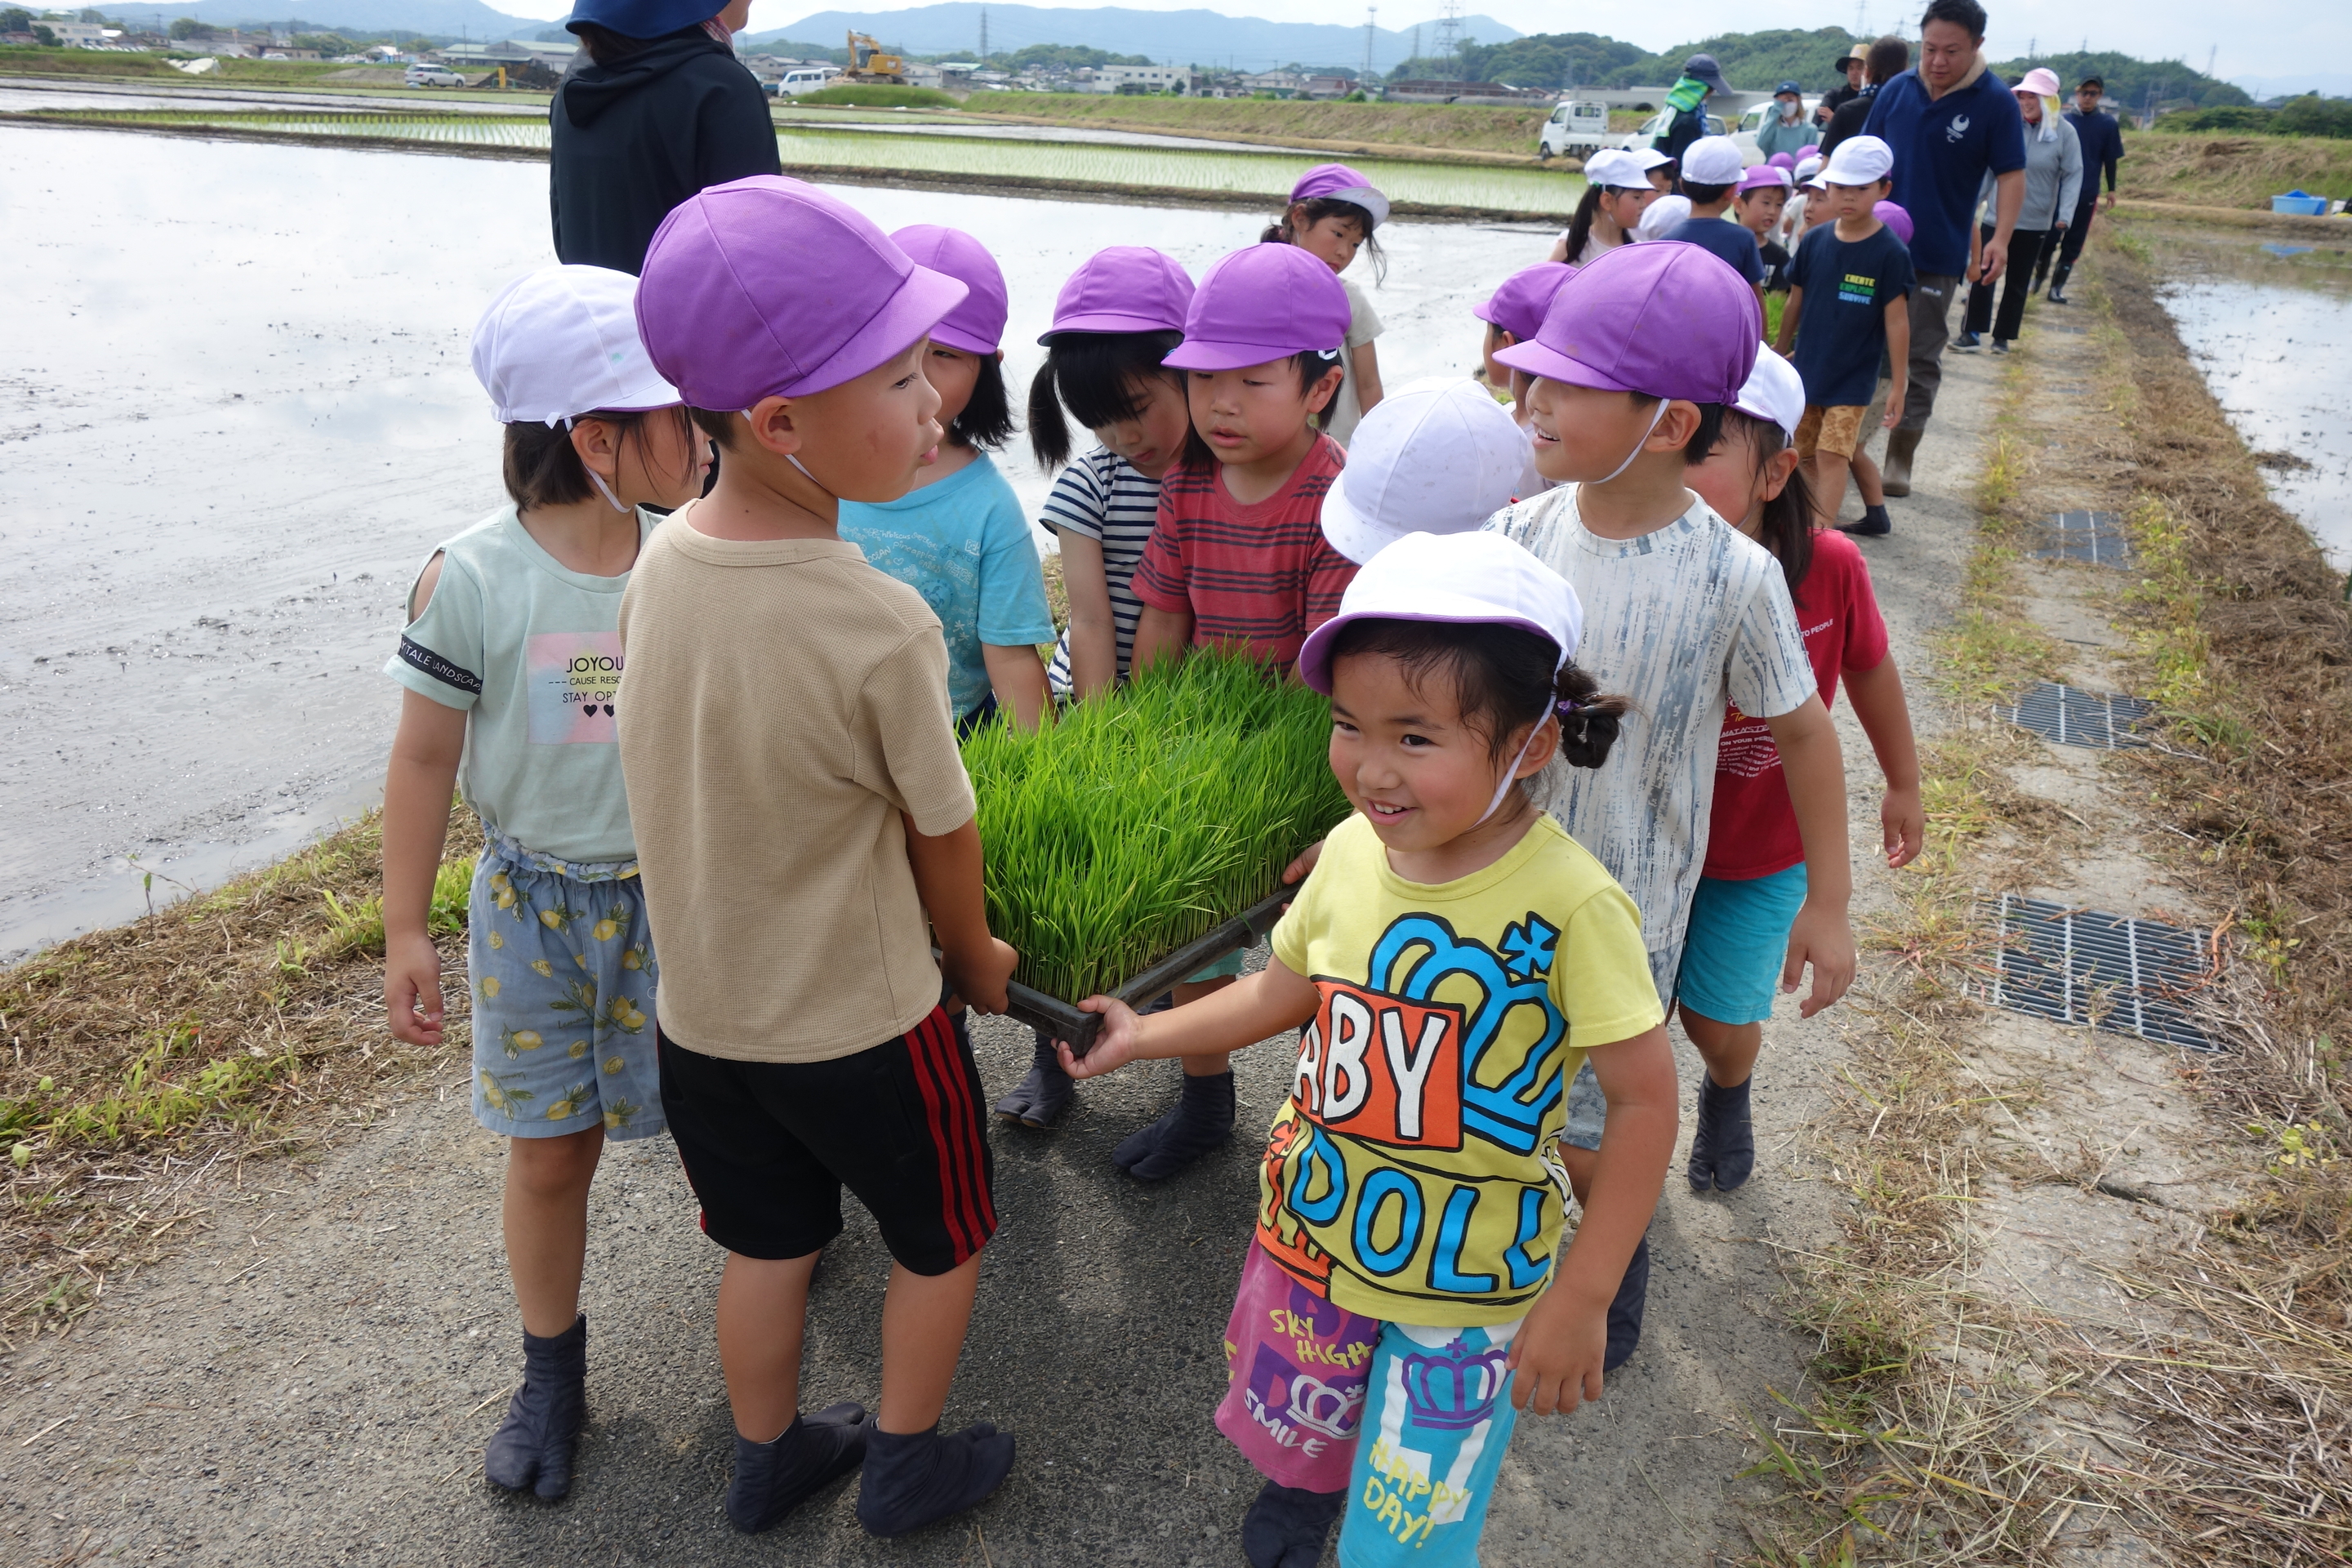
[1957,69,2081,353]
[1758,81,1822,162]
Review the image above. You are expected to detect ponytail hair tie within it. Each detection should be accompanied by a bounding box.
[1556,697,1583,718]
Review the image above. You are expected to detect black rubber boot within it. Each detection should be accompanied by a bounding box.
[992,1030,1075,1128]
[1110,1069,1235,1181]
[1603,1232,1651,1374]
[1690,1076,1757,1192]
[1838,504,1891,538]
[725,1401,870,1533]
[854,1421,1016,1538]
[485,1313,588,1499]
[2047,261,2073,304]
[1243,1480,1347,1568]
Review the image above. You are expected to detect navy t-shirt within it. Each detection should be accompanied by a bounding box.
[1664,216,1766,285]
[1862,68,2027,276]
[2065,106,2125,192]
[1788,222,1915,408]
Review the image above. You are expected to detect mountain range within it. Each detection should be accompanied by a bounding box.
[746,6,1521,73]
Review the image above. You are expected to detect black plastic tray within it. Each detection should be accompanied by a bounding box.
[993,888,1294,1057]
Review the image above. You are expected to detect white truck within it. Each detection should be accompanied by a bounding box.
[1536,100,1610,160]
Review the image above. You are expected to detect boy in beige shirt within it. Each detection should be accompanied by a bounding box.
[619,176,1019,1540]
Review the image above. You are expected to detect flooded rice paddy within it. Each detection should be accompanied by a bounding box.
[0,122,1548,957]
[2150,229,2352,570]
[16,106,1580,216]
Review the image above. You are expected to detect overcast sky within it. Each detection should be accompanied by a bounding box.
[492,1,2343,94]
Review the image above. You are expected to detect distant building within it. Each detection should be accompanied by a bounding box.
[47,21,108,47]
[1385,78,1549,105]
[1238,69,1307,96]
[1304,74,1354,99]
[434,39,577,70]
[1098,63,1192,95]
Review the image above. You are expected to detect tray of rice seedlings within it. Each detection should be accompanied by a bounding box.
[961,647,1349,1054]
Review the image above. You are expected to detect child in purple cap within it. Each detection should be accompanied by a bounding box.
[990,246,1201,1130]
[1486,241,1855,1369]
[1111,241,1361,1182]
[1473,261,1578,497]
[620,175,1018,1539]
[838,224,1055,737]
[1733,166,1795,296]
[1263,163,1389,445]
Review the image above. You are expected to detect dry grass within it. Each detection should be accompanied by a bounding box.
[964,93,1553,160]
[2121,133,2352,211]
[0,808,474,1343]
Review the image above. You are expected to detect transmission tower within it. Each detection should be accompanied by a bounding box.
[2205,45,2216,81]
[1436,1,1461,76]
[1363,6,1376,84]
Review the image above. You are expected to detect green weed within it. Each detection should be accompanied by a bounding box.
[318,858,470,958]
[1,1018,294,1157]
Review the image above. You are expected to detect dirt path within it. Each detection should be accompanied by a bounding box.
[0,354,2018,1564]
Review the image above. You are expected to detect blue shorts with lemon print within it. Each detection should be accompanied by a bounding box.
[468,829,663,1143]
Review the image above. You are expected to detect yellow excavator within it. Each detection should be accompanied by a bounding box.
[844,31,906,84]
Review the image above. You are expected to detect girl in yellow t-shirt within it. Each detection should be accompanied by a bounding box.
[1056,531,1677,1568]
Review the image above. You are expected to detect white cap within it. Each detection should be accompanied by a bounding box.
[1794,154,1824,185]
[1733,345,1806,439]
[1635,194,1692,242]
[1320,377,1532,564]
[471,264,680,426]
[1818,134,1895,188]
[1580,147,1633,186]
[1295,531,1585,696]
[1681,135,1746,185]
[1619,145,1673,176]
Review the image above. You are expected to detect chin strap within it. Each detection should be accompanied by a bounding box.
[1593,398,1672,486]
[561,416,632,513]
[1473,696,1586,829]
[742,408,835,501]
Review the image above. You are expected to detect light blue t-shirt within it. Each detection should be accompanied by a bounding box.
[838,450,1057,719]
[384,504,649,863]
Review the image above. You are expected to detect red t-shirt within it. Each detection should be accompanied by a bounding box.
[1704,528,1890,880]
[1131,436,1356,676]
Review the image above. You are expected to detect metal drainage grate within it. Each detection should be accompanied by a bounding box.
[1978,895,2217,1050]
[2029,509,2132,565]
[1996,682,2155,749]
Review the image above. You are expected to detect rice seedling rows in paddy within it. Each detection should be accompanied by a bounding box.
[963,649,1349,1003]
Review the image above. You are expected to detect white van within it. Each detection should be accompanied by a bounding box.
[768,67,839,96]
[1536,100,1610,160]
[1731,98,1822,163]
[1616,108,1730,153]
[405,64,465,87]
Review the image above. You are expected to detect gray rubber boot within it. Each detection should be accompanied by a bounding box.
[484,1313,587,1499]
[1880,427,1923,497]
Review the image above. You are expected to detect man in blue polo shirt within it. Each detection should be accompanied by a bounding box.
[1862,0,2025,496]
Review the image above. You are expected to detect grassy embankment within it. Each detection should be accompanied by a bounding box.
[960,93,1555,162]
[2120,131,2352,211]
[1744,229,2352,1562]
[0,808,477,1341]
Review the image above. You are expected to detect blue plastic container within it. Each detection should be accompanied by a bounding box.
[2271,190,2330,217]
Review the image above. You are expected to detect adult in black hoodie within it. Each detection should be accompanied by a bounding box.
[550,0,781,275]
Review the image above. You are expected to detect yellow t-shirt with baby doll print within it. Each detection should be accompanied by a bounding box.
[1258,810,1661,1326]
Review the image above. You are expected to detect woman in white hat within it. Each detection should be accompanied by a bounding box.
[1958,68,2081,353]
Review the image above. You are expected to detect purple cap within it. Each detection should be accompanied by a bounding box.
[1290,162,1390,229]
[1473,262,1579,343]
[1767,151,1797,171]
[1161,245,1351,372]
[890,225,1005,356]
[635,176,967,409]
[1040,246,1194,341]
[1738,165,1793,194]
[1873,201,1914,245]
[1493,241,1761,406]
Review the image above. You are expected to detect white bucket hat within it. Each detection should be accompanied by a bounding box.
[471,264,680,426]
[1635,194,1692,242]
[1320,376,1532,565]
[1297,530,1584,696]
[1680,135,1746,186]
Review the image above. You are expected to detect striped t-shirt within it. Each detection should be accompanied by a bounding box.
[1041,448,1161,696]
[1131,436,1356,676]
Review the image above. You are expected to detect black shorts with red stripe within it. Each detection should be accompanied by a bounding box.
[657,1009,996,1276]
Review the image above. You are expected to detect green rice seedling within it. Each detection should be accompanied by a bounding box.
[963,648,1349,1002]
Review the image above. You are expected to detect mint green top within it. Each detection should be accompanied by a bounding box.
[384,504,651,863]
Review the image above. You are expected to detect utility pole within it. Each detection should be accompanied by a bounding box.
[1362,6,1375,85]
[1410,24,1419,72]
[2205,45,2216,82]
[2029,37,2036,60]
[978,6,987,63]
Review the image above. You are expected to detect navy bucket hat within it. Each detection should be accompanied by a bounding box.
[565,0,721,38]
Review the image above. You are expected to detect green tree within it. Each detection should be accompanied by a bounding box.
[997,42,1152,72]
[2,8,35,33]
[1985,49,2249,112]
[31,21,56,45]
[168,16,211,40]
